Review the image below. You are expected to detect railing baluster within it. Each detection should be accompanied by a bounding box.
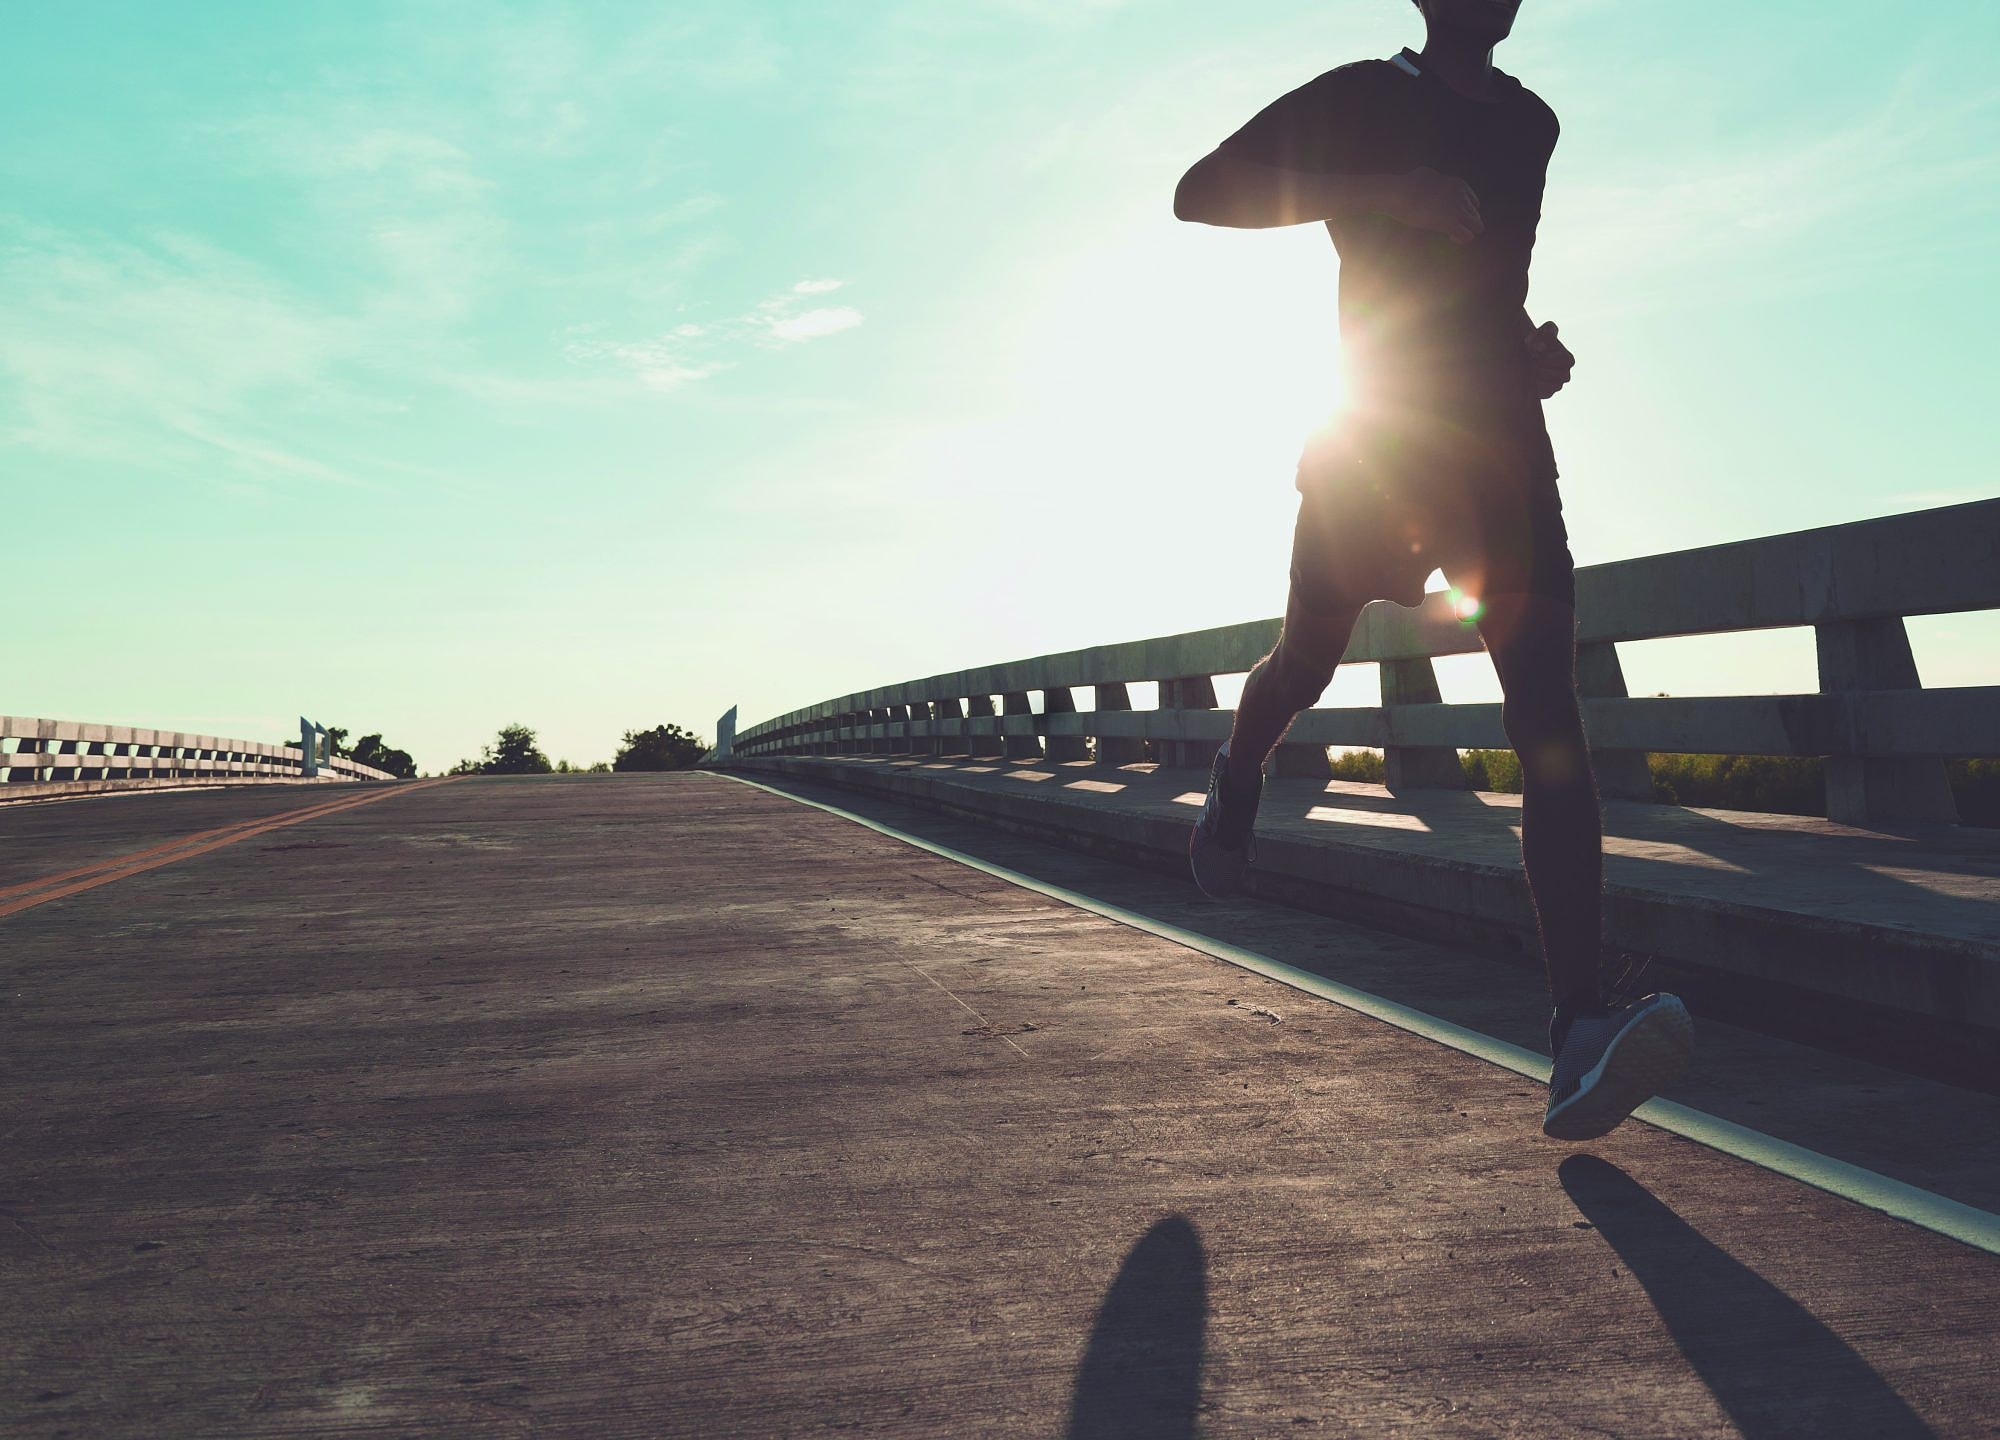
[1002,691,1039,761]
[1576,641,1655,801]
[1815,617,1956,824]
[1159,676,1220,770]
[966,695,1002,758]
[1094,683,1147,767]
[1043,687,1088,762]
[1381,657,1467,792]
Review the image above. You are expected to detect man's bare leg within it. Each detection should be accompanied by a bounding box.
[1476,593,1602,1011]
[1222,588,1367,793]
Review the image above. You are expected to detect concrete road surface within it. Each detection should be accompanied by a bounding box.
[2,773,1994,1437]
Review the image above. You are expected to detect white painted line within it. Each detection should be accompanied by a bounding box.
[718,769,2000,1258]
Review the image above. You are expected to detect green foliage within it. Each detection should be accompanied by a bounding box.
[1460,749,1522,792]
[349,732,418,780]
[454,723,553,776]
[487,723,553,775]
[1327,748,1385,783]
[292,724,418,778]
[1327,748,1997,827]
[1647,753,1822,815]
[614,723,707,772]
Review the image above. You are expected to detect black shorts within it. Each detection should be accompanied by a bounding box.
[1287,416,1575,613]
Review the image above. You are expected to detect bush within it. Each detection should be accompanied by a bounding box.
[614,724,707,772]
[349,732,418,780]
[1327,749,1385,783]
[453,724,553,776]
[1461,748,1522,792]
[1324,748,1996,826]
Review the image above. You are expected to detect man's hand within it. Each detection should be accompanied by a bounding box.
[1380,167,1484,244]
[1525,321,1575,399]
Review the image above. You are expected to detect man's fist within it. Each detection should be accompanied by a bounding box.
[1383,166,1484,243]
[1525,321,1574,399]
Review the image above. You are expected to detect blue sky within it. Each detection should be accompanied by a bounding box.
[5,0,1997,770]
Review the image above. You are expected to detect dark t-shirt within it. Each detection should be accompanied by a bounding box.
[1222,51,1560,474]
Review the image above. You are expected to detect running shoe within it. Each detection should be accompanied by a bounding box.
[1189,744,1261,899]
[1543,992,1693,1140]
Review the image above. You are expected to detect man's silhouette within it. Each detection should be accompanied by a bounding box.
[1176,0,1691,1138]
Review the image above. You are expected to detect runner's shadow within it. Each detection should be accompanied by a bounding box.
[1559,1156,1935,1439]
[1064,1215,1207,1439]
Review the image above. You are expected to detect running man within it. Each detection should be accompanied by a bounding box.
[1175,0,1692,1139]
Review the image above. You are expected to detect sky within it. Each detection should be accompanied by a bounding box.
[5,0,1997,771]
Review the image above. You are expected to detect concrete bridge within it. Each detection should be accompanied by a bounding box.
[4,500,1998,1436]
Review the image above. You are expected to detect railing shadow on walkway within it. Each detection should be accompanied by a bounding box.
[724,769,2000,1214]
[1065,1215,1208,1440]
[1559,1156,1936,1440]
[1230,772,2000,952]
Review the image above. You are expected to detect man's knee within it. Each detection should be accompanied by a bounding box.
[1502,690,1592,787]
[1268,640,1335,710]
[1501,682,1578,736]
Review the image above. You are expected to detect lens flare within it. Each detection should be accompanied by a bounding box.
[1450,589,1484,623]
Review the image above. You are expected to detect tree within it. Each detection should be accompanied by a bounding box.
[614,723,707,772]
[484,723,553,775]
[350,732,418,780]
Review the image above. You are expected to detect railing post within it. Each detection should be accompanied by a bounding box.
[1380,659,1467,792]
[934,697,965,757]
[1093,683,1148,767]
[1270,731,1331,779]
[965,695,1003,758]
[1043,687,1089,762]
[1001,691,1040,761]
[1159,676,1220,770]
[1815,617,1956,824]
[1576,642,1655,801]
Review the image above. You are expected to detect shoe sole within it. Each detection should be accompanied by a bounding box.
[1542,996,1694,1142]
[1187,829,1248,900]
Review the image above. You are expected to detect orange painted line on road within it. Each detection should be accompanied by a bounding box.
[0,787,402,902]
[0,778,455,921]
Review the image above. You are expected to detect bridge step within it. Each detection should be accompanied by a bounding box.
[729,755,2000,1088]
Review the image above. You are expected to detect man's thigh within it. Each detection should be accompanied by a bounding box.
[1446,473,1576,614]
[1285,485,1428,674]
[1277,581,1365,678]
[1477,593,1581,703]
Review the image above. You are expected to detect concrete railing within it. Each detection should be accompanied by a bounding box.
[1,714,398,799]
[731,499,2000,826]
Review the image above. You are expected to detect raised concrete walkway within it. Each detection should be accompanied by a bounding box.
[2,773,1994,1436]
[732,754,2000,1082]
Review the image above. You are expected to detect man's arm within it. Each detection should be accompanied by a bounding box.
[1174,147,1485,243]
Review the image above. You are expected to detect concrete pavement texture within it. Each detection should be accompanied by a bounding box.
[2,772,1994,1437]
[734,753,2000,1081]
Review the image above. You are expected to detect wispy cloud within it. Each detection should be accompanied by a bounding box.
[566,280,864,392]
[1543,66,1999,317]
[0,223,383,490]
